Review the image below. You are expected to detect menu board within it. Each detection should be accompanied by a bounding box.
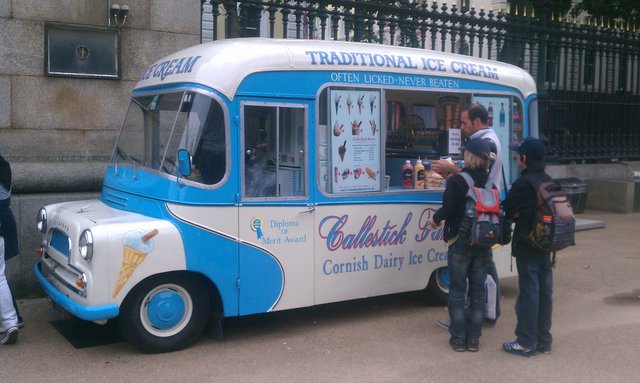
[329,89,381,193]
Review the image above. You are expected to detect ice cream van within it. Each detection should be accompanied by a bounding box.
[34,38,536,353]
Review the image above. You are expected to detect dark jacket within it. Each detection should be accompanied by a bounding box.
[502,167,551,257]
[433,168,489,242]
[0,154,19,260]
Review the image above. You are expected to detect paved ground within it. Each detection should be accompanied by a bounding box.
[2,210,639,383]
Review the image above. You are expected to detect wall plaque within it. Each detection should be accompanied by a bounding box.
[45,23,121,79]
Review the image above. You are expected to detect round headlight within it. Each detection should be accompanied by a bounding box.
[36,208,47,233]
[79,230,94,261]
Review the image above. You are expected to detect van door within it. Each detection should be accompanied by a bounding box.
[237,100,314,315]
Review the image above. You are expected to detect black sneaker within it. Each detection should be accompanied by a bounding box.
[466,338,479,352]
[17,317,24,329]
[449,337,466,352]
[1,326,19,345]
[484,318,497,327]
[503,340,536,358]
[536,343,552,354]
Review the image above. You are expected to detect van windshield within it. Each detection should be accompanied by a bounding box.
[112,91,227,185]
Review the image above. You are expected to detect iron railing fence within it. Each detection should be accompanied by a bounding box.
[201,0,640,163]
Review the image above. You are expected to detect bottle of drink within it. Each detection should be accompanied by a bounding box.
[512,102,520,123]
[402,160,413,189]
[414,157,425,189]
[487,102,493,127]
[499,102,505,127]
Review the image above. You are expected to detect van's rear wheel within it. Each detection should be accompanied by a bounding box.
[424,267,449,306]
[118,274,210,353]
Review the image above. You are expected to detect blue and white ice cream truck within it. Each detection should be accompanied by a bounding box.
[34,38,535,353]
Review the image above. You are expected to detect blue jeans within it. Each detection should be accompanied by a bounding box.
[487,257,500,320]
[447,240,490,340]
[514,253,553,348]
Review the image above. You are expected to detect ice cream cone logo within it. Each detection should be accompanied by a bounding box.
[112,229,158,298]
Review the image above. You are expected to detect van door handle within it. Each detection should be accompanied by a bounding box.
[299,205,315,214]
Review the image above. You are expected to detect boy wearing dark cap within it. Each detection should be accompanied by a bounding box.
[502,137,553,358]
[428,137,494,352]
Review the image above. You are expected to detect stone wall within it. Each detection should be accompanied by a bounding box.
[0,0,201,295]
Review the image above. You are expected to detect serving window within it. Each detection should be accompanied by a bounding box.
[318,86,523,194]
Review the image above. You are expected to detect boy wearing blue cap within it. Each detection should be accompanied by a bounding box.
[502,137,553,358]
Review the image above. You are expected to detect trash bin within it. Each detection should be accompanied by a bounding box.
[556,177,588,214]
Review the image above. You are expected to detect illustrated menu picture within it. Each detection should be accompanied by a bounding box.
[329,89,381,193]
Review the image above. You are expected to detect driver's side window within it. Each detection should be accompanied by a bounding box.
[190,100,226,185]
[169,93,227,186]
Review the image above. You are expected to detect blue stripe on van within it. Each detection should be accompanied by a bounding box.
[101,190,285,317]
[238,242,284,315]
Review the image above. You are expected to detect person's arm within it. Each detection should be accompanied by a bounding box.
[431,159,460,178]
[502,178,531,221]
[429,175,463,227]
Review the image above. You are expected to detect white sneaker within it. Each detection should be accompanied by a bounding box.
[436,319,450,330]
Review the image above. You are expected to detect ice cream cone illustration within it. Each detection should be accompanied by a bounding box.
[369,119,377,135]
[338,140,347,161]
[357,95,365,115]
[333,95,341,114]
[333,121,344,136]
[365,167,378,180]
[369,95,376,113]
[346,95,353,115]
[112,229,158,298]
[351,120,362,135]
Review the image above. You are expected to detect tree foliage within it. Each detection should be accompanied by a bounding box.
[573,0,639,20]
[523,0,640,21]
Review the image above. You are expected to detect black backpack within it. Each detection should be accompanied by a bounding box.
[458,172,503,248]
[525,178,576,252]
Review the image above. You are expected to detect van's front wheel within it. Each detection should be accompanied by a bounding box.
[118,274,210,353]
[424,267,449,306]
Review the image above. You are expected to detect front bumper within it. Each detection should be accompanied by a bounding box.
[35,262,119,321]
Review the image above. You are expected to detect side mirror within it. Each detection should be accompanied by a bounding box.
[177,149,192,177]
